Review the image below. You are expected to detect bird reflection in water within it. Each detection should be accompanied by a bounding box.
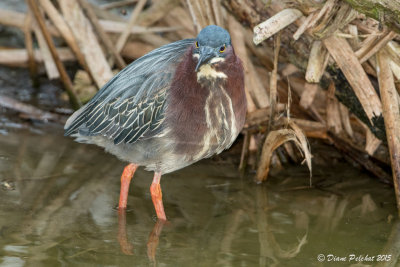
[146,219,167,261]
[0,128,396,265]
[117,209,166,261]
[117,210,134,255]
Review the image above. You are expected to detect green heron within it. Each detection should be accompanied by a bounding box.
[64,25,247,220]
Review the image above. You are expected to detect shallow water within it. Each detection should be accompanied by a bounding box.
[0,126,398,267]
[0,1,399,265]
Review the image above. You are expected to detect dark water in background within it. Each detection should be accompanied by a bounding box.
[0,1,399,266]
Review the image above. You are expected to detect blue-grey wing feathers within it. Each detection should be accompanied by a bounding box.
[64,38,194,145]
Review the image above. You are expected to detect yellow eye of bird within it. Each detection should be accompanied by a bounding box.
[195,41,199,48]
[219,45,226,53]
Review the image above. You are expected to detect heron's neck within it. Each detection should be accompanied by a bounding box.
[196,64,227,82]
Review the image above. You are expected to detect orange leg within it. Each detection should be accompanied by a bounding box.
[150,172,167,220]
[118,163,138,209]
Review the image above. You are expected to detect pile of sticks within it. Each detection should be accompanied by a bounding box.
[0,0,399,212]
[247,0,400,210]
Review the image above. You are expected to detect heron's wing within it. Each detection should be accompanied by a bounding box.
[64,38,194,145]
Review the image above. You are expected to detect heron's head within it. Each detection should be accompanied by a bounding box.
[192,25,232,72]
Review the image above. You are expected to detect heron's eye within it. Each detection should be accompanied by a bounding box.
[219,45,226,53]
[195,41,199,48]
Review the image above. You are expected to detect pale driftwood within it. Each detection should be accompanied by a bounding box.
[310,0,358,39]
[99,20,183,34]
[120,42,155,59]
[194,0,208,28]
[351,19,377,34]
[186,0,204,32]
[115,0,147,53]
[253,9,302,45]
[334,32,354,38]
[307,0,336,30]
[0,8,179,38]
[90,2,126,22]
[77,0,126,69]
[293,11,317,40]
[59,0,113,88]
[323,35,382,122]
[256,119,312,183]
[23,12,37,83]
[199,0,215,26]
[100,0,138,9]
[163,7,195,39]
[305,40,328,83]
[0,8,60,37]
[137,33,169,47]
[281,64,300,77]
[248,136,258,161]
[291,118,327,139]
[38,0,89,74]
[287,118,327,139]
[355,30,397,64]
[0,48,75,66]
[228,15,260,164]
[326,82,342,134]
[347,24,359,49]
[228,16,258,111]
[245,106,327,140]
[211,0,223,26]
[339,103,354,138]
[363,61,377,77]
[386,42,400,80]
[242,56,269,109]
[28,0,81,109]
[268,32,281,129]
[386,41,400,66]
[286,119,312,182]
[230,17,270,108]
[244,29,274,71]
[0,8,34,31]
[256,129,297,182]
[376,50,400,213]
[365,127,381,156]
[32,22,59,79]
[291,119,326,130]
[0,95,65,123]
[356,32,382,55]
[246,104,285,127]
[390,59,400,81]
[136,0,180,27]
[300,83,319,109]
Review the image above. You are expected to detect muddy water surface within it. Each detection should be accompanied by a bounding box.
[0,1,399,265]
[0,126,398,266]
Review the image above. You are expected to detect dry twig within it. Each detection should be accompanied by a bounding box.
[28,0,81,109]
[376,51,400,213]
[116,0,147,53]
[78,0,126,69]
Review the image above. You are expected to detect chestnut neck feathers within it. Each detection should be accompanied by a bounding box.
[165,45,246,158]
